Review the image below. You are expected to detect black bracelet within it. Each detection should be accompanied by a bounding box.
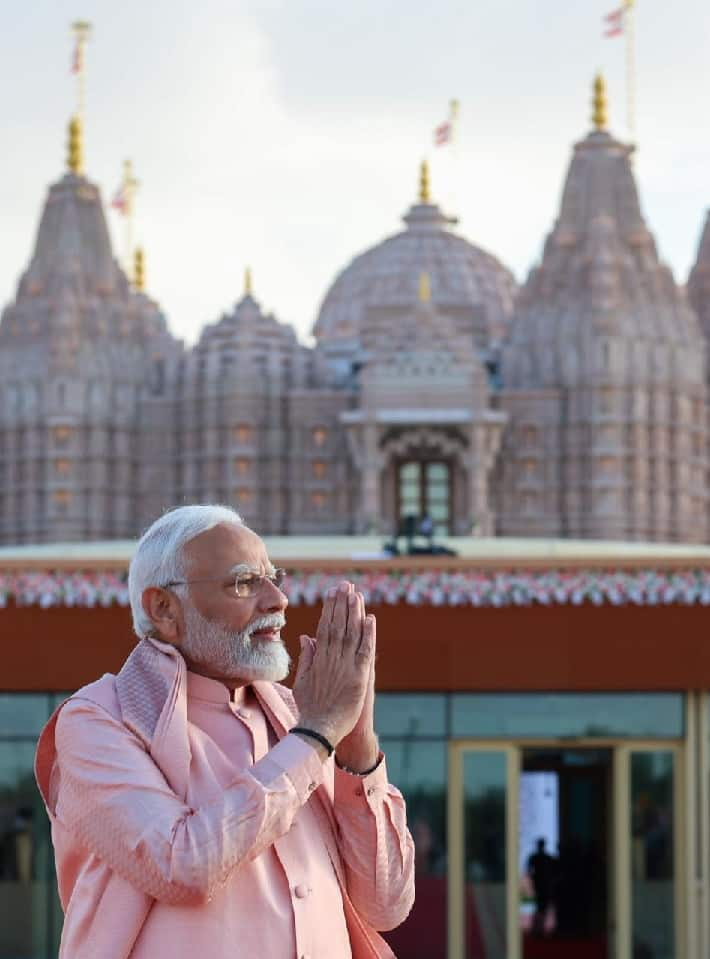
[335,753,382,777]
[290,726,334,756]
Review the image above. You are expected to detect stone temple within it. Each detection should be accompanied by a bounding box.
[1,76,709,545]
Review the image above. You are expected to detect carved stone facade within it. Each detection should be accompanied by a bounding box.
[1,87,709,544]
[499,110,708,542]
[0,167,177,544]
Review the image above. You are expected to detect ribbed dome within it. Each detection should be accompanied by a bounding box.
[313,171,516,364]
[184,287,320,392]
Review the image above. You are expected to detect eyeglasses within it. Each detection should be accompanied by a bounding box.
[162,568,287,599]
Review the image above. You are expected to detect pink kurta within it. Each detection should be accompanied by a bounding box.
[35,636,415,958]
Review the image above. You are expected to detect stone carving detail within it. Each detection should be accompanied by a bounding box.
[381,427,466,461]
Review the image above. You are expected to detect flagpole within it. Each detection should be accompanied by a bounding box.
[624,0,636,147]
[71,21,91,124]
[123,160,139,274]
[449,98,460,216]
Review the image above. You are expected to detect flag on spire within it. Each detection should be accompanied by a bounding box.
[433,99,459,147]
[110,183,127,215]
[70,21,91,75]
[70,38,82,74]
[603,6,625,37]
[110,160,137,217]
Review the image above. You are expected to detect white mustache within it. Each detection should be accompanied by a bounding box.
[245,613,286,638]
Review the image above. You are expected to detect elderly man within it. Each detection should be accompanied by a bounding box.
[35,505,415,958]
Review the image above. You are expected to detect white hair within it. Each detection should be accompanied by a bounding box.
[128,504,247,639]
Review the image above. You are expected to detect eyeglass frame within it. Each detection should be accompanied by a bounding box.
[160,567,287,599]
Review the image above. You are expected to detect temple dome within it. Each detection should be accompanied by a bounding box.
[184,274,324,391]
[312,163,516,370]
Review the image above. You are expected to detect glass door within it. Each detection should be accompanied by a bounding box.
[450,741,685,959]
[614,743,684,959]
[397,460,452,538]
[448,743,519,959]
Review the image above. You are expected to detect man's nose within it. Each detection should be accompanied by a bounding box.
[259,578,288,613]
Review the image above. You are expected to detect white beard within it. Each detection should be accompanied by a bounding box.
[181,603,291,682]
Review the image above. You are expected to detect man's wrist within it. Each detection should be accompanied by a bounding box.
[335,751,382,777]
[335,732,379,774]
[290,725,336,762]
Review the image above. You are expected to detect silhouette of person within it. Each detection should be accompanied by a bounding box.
[418,513,434,549]
[402,514,417,553]
[527,837,556,936]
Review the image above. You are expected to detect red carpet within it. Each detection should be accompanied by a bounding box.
[383,875,487,959]
[523,933,607,959]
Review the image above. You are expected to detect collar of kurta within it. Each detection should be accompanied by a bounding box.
[116,636,298,801]
[185,670,249,705]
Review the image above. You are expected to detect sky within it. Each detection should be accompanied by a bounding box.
[1,0,709,346]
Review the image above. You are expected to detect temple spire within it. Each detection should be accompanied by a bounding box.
[133,247,145,292]
[244,266,253,296]
[419,160,431,204]
[67,115,83,174]
[592,73,608,131]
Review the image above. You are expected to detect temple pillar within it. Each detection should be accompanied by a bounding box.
[360,421,381,533]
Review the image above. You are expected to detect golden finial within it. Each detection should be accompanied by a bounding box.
[418,271,432,303]
[67,114,83,174]
[592,73,608,131]
[419,159,431,204]
[133,247,145,292]
[244,266,253,296]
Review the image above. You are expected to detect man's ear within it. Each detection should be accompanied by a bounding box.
[141,587,181,644]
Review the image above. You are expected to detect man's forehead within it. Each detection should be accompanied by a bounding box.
[185,523,270,574]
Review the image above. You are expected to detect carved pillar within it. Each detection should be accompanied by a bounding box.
[360,420,381,533]
[468,425,492,536]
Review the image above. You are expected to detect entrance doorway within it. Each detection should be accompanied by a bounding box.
[448,741,682,959]
[396,460,452,538]
[519,748,611,959]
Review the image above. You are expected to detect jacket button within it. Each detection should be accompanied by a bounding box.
[294,883,310,899]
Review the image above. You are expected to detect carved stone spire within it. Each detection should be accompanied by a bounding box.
[499,82,707,543]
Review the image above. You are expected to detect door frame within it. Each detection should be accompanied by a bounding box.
[448,741,519,959]
[395,458,454,536]
[614,740,686,959]
[448,738,686,959]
